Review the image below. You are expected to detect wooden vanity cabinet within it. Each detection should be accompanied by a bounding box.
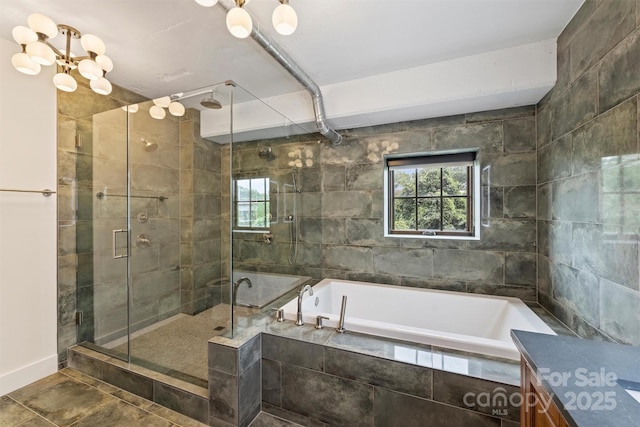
[521,359,570,427]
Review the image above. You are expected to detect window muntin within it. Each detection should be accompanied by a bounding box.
[385,151,477,238]
[234,177,270,230]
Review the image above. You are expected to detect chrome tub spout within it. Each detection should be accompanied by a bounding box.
[232,277,252,306]
[296,284,314,326]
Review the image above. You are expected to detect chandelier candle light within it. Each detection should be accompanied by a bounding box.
[11,13,113,95]
[194,0,298,38]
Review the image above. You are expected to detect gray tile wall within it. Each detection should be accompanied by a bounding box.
[57,79,225,365]
[208,335,262,426]
[57,77,148,364]
[90,104,182,345]
[179,112,223,314]
[536,0,640,346]
[231,107,539,301]
[261,333,518,427]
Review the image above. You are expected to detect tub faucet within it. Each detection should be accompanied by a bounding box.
[296,284,314,326]
[232,277,252,306]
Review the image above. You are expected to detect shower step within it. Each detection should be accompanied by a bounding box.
[67,345,208,424]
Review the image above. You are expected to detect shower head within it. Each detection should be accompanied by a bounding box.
[200,93,222,109]
[140,138,158,152]
[258,147,273,159]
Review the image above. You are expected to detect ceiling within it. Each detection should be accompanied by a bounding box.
[0,0,584,139]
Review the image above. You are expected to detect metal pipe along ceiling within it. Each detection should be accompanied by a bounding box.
[218,1,343,145]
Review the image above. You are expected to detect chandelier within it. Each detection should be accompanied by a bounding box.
[195,0,298,38]
[11,13,113,95]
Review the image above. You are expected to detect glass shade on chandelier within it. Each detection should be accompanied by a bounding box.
[195,0,219,6]
[194,0,297,38]
[10,13,114,95]
[149,96,186,120]
[272,1,297,35]
[226,5,252,39]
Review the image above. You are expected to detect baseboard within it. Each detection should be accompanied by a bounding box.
[0,354,58,395]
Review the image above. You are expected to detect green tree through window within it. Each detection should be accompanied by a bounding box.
[235,177,270,229]
[386,151,476,237]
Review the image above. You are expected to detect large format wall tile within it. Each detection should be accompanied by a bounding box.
[552,69,598,139]
[281,364,374,427]
[599,27,640,113]
[537,134,572,184]
[433,250,503,283]
[571,97,638,176]
[572,222,639,291]
[433,370,520,423]
[551,263,600,327]
[599,278,640,344]
[262,335,324,372]
[433,123,503,153]
[538,0,640,346]
[551,173,601,223]
[568,0,636,82]
[233,106,539,303]
[372,248,433,278]
[324,347,432,399]
[373,387,500,427]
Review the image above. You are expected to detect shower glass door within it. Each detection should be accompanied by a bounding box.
[76,83,236,387]
[77,105,131,360]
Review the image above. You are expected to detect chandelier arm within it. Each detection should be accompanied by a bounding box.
[42,40,64,58]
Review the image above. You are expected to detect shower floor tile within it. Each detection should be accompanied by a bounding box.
[1,368,207,427]
[108,304,240,387]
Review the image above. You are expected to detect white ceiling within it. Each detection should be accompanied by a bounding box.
[0,0,584,138]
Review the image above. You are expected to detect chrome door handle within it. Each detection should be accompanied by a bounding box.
[112,229,129,259]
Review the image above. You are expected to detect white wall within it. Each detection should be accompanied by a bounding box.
[0,37,58,395]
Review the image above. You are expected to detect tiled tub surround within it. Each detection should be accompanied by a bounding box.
[206,284,573,427]
[536,0,640,346]
[279,279,556,360]
[209,320,525,427]
[231,105,538,303]
[68,279,572,426]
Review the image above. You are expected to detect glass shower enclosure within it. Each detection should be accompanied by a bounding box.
[74,82,231,387]
[74,81,310,387]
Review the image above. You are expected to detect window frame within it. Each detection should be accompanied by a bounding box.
[233,176,271,231]
[383,149,481,240]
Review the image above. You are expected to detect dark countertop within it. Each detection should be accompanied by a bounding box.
[511,330,640,427]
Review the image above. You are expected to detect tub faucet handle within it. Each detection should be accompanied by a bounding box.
[337,295,347,333]
[315,315,329,329]
[272,308,285,322]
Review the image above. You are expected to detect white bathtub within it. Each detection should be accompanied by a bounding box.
[232,271,311,308]
[280,279,556,360]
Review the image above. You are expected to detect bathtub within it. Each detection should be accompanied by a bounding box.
[280,279,556,360]
[232,271,311,309]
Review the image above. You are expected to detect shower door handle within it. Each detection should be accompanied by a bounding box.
[112,229,129,259]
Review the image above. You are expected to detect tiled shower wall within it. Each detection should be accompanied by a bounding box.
[57,77,224,364]
[179,112,224,314]
[536,0,640,346]
[232,106,538,301]
[57,78,148,363]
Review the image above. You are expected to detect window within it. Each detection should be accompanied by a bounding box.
[384,150,479,239]
[234,177,270,230]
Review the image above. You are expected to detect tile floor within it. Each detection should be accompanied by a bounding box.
[104,305,257,389]
[0,368,295,427]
